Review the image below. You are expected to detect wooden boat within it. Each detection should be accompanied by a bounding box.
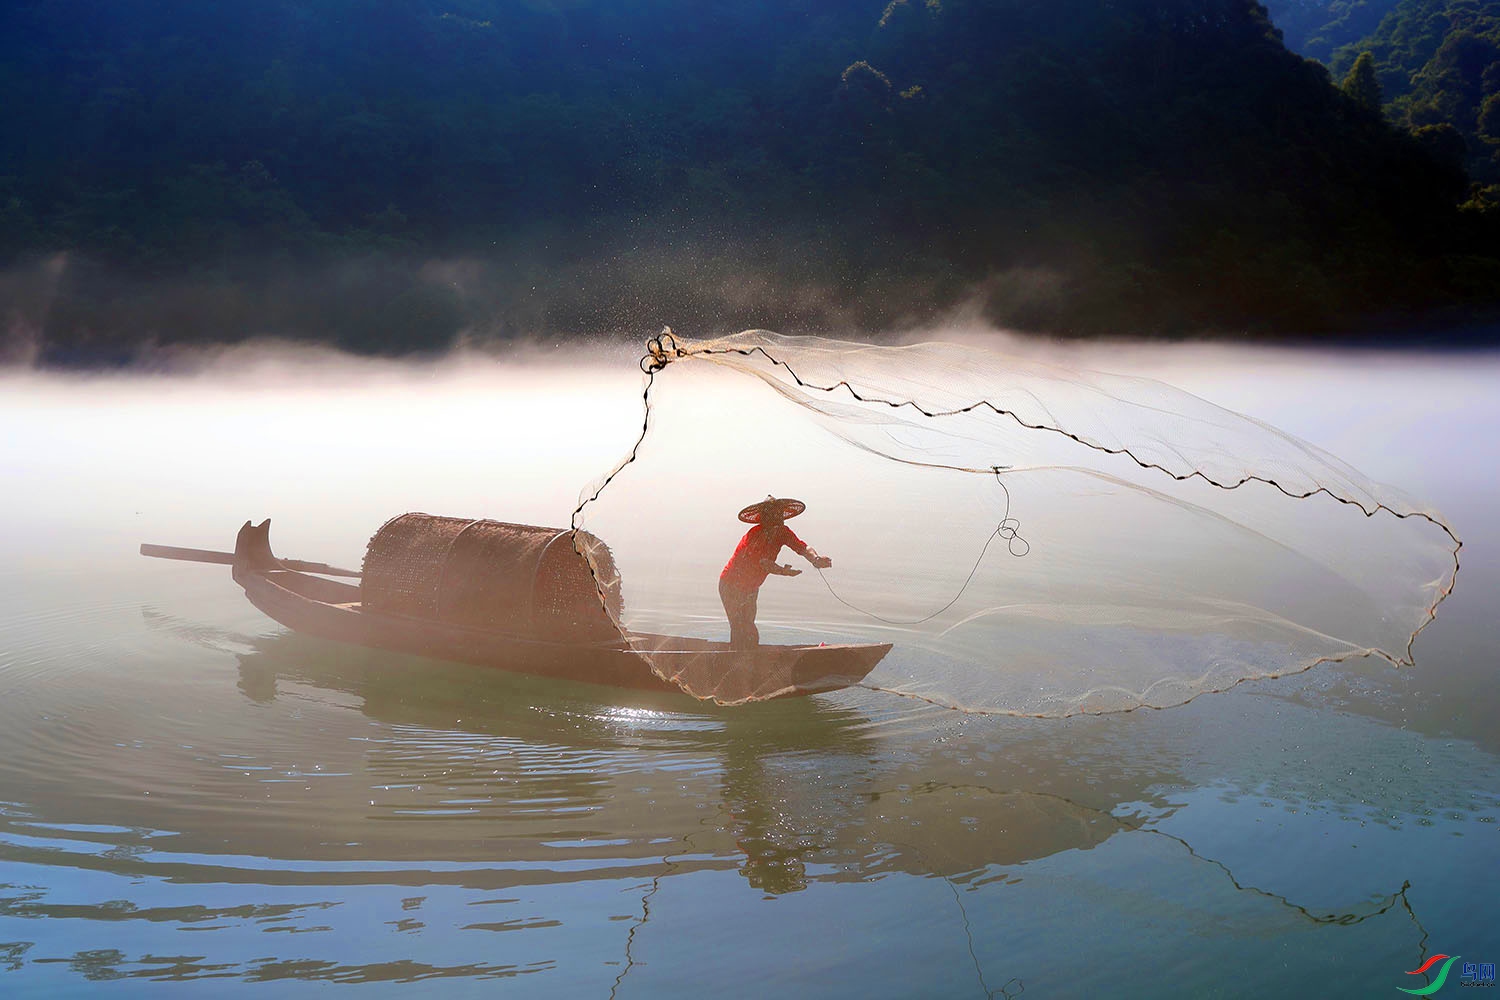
[141,516,892,701]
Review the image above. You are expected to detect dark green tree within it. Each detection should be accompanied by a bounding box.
[1342,50,1384,111]
[1479,92,1500,142]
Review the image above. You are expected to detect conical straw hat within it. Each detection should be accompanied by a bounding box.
[738,496,806,524]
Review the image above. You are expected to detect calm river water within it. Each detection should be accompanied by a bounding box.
[1,340,1496,998]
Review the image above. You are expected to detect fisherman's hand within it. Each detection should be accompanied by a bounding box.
[779,564,802,576]
[810,555,832,569]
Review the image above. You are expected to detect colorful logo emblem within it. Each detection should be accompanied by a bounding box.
[1399,955,1497,994]
[1399,955,1460,995]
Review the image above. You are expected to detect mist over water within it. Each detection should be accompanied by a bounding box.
[3,344,642,564]
[1,335,1497,996]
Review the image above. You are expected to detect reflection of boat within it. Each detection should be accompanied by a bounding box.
[141,515,891,700]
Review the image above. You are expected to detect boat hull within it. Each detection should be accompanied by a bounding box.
[234,564,891,700]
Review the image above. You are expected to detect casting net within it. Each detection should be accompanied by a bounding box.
[572,329,1460,714]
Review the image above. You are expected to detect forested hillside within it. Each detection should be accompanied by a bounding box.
[1326,0,1500,187]
[1260,0,1399,61]
[2,0,1497,361]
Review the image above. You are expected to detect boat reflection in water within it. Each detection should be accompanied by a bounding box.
[229,628,1130,896]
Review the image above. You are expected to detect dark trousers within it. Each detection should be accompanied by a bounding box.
[719,577,760,649]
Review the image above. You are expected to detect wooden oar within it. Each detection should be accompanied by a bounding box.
[140,543,361,578]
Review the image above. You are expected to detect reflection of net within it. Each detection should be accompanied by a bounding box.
[575,329,1461,715]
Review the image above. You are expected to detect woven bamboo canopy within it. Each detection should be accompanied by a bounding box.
[360,513,623,641]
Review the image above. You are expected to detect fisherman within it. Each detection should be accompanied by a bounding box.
[719,496,832,649]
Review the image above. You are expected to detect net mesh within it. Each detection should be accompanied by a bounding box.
[571,329,1461,715]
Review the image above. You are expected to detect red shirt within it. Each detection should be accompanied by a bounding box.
[720,524,809,590]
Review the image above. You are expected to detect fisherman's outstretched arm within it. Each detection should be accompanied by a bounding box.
[783,528,831,569]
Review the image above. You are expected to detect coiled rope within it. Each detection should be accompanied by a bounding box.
[812,465,1028,626]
